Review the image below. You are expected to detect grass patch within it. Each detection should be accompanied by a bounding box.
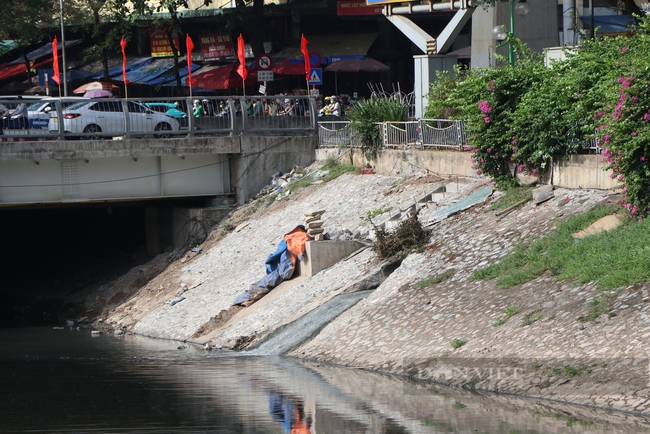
[450,338,467,349]
[286,174,315,192]
[492,305,518,327]
[416,269,456,290]
[365,205,393,222]
[563,364,592,377]
[487,186,533,212]
[472,203,650,290]
[579,295,618,322]
[522,309,542,326]
[320,157,357,182]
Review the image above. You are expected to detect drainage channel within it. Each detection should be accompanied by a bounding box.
[245,290,374,356]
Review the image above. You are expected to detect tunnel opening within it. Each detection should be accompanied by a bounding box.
[0,198,215,328]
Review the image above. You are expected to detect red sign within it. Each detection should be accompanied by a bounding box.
[149,28,180,57]
[337,0,383,16]
[200,33,235,61]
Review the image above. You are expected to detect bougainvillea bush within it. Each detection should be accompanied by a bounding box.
[425,18,650,217]
[597,18,650,219]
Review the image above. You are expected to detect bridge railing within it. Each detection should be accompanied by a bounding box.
[0,95,315,141]
[317,118,469,150]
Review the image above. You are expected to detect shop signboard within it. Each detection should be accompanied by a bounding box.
[149,28,179,58]
[200,33,235,61]
[338,0,383,15]
[365,0,404,4]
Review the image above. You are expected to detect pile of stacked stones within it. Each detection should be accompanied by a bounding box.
[304,208,325,240]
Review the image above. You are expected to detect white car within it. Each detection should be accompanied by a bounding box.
[27,97,85,129]
[48,99,180,138]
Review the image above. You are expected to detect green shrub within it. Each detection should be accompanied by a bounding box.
[348,95,410,160]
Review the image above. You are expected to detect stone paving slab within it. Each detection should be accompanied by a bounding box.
[291,188,650,414]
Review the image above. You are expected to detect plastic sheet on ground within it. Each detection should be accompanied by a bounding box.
[233,226,310,306]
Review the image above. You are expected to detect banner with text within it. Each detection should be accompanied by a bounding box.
[149,28,180,57]
[200,33,235,61]
[338,0,383,15]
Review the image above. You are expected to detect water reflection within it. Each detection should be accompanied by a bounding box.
[2,327,650,433]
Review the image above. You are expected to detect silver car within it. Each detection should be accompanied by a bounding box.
[48,99,180,138]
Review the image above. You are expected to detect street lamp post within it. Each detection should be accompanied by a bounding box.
[491,0,531,67]
[59,0,68,96]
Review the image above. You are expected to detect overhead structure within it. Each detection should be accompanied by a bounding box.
[380,0,475,118]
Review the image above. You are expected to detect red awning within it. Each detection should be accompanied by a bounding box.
[0,58,52,82]
[191,64,258,90]
[272,59,308,76]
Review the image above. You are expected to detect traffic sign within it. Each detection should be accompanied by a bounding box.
[307,68,322,85]
[258,70,274,82]
[309,51,322,67]
[257,54,273,70]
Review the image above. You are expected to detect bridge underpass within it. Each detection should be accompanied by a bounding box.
[0,126,318,327]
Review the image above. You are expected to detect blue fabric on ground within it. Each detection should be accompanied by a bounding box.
[265,240,288,274]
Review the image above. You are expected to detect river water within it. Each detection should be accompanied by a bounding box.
[2,327,650,434]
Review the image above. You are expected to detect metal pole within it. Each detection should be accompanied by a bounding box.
[59,0,68,96]
[508,0,515,67]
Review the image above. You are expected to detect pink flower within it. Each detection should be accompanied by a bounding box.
[517,165,523,173]
[641,156,646,162]
[478,101,492,114]
[632,131,638,137]
[484,116,490,124]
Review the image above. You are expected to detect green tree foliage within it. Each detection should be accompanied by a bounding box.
[425,16,650,218]
[0,0,58,88]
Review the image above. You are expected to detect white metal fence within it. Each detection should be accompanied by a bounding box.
[317,118,469,150]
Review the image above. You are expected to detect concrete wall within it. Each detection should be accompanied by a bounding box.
[231,135,318,204]
[302,240,366,278]
[316,148,618,191]
[552,154,619,190]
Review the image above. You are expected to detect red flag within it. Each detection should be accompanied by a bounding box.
[52,37,60,85]
[236,33,248,81]
[301,34,311,83]
[120,36,129,85]
[186,34,194,87]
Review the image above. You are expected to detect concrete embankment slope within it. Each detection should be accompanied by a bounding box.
[291,187,650,414]
[104,171,468,345]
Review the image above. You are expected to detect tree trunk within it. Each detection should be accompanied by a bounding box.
[250,0,265,58]
[22,49,33,89]
[166,27,182,94]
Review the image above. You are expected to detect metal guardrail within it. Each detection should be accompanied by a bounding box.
[0,95,315,141]
[317,120,361,148]
[317,118,469,150]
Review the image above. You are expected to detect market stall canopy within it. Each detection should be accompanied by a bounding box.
[325,57,389,72]
[147,63,200,86]
[0,57,53,83]
[302,33,379,64]
[114,58,184,84]
[90,57,154,81]
[190,64,258,90]
[73,81,119,94]
[272,59,309,75]
[7,39,81,66]
[0,40,18,57]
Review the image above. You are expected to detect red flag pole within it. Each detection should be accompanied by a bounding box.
[301,34,311,95]
[52,37,61,97]
[120,36,129,101]
[186,34,194,101]
[237,34,248,100]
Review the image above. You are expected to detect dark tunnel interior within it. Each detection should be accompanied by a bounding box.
[0,204,149,327]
